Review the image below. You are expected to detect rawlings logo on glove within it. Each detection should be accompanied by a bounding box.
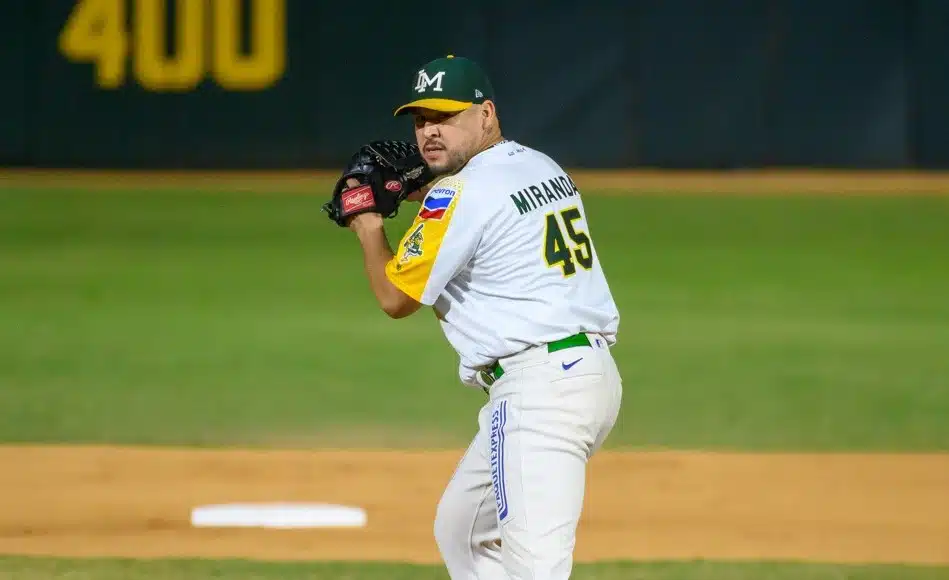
[323,140,434,227]
[340,185,376,214]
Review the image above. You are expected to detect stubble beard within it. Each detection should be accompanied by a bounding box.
[428,148,469,177]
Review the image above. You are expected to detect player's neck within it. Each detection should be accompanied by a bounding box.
[453,132,506,176]
[474,132,505,157]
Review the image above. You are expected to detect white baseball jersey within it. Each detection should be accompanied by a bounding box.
[385,139,620,387]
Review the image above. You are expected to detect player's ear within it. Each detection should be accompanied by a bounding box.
[480,100,496,129]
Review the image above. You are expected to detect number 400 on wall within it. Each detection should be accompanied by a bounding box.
[59,0,286,92]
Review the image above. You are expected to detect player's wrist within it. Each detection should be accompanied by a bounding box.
[348,212,385,236]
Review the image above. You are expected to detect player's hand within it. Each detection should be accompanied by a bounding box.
[340,178,384,233]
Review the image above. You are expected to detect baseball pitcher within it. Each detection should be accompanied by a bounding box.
[323,55,623,579]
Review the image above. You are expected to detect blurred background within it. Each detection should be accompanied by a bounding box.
[1,0,948,442]
[1,0,947,450]
[3,0,949,170]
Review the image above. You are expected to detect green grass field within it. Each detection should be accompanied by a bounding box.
[1,184,948,578]
[2,188,947,450]
[0,556,946,580]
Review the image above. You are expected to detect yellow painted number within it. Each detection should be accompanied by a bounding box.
[134,0,203,92]
[58,0,128,89]
[59,0,286,92]
[213,0,286,90]
[544,207,594,277]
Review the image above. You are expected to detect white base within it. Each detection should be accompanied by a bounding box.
[190,503,367,529]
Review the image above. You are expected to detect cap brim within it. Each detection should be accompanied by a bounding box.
[393,98,473,117]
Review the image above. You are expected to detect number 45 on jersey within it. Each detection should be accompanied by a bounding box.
[544,206,594,277]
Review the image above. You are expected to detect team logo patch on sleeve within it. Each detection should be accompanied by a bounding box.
[419,186,456,220]
[397,222,425,267]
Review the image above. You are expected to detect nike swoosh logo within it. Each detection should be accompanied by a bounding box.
[561,358,583,371]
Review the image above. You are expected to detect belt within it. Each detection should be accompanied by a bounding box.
[478,332,592,389]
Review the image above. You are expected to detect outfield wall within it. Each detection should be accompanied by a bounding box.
[4,0,949,170]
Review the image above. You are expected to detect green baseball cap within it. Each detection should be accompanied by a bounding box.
[393,55,495,117]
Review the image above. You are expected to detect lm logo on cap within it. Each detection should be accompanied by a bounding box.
[415,69,445,93]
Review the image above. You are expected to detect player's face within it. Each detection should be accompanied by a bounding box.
[413,107,483,176]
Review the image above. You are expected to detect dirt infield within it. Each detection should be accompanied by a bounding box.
[4,168,949,195]
[0,446,946,566]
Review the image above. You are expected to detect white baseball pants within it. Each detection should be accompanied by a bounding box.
[434,333,623,579]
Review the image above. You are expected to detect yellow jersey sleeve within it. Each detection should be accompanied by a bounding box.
[385,176,480,306]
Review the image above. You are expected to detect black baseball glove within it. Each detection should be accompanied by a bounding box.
[322,140,434,227]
